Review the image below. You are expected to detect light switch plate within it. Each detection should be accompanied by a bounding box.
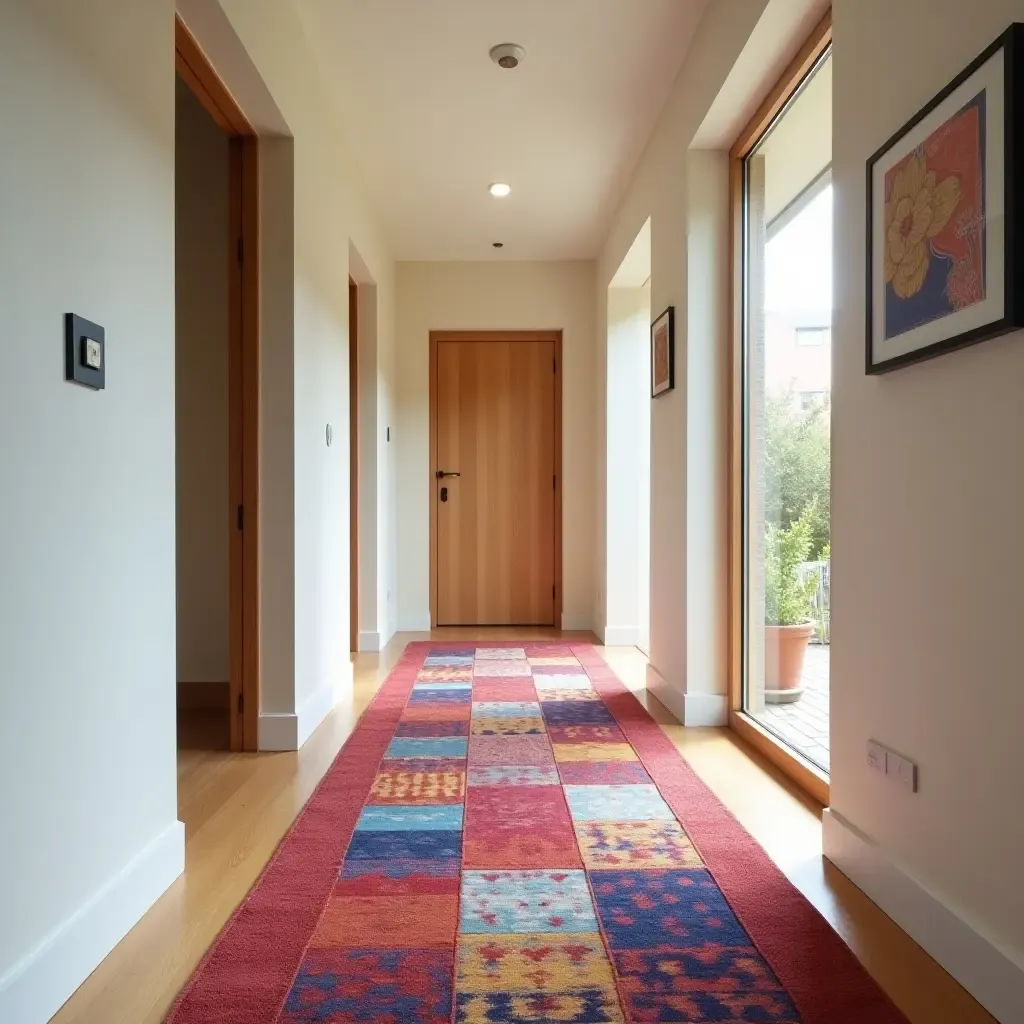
[867,740,887,773]
[84,337,102,369]
[888,751,918,792]
[65,313,105,390]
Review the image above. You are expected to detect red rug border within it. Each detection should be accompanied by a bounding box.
[166,639,908,1024]
[167,643,426,1023]
[569,643,908,1024]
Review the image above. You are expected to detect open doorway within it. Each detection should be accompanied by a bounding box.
[174,17,260,753]
[605,219,652,653]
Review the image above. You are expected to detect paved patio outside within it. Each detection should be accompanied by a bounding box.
[752,644,830,772]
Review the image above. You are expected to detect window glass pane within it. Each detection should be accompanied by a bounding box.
[742,51,832,773]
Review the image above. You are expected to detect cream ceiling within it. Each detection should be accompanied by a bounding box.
[296,0,709,260]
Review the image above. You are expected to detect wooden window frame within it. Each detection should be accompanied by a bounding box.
[728,11,832,805]
[428,330,563,629]
[177,16,261,752]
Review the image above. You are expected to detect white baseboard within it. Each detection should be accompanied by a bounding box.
[682,691,728,726]
[645,663,728,726]
[357,630,381,652]
[259,662,352,751]
[823,808,1024,1023]
[0,820,185,1024]
[602,625,642,647]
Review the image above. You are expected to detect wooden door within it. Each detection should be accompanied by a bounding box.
[434,336,558,625]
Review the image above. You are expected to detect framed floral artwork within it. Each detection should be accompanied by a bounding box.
[651,305,674,397]
[867,23,1024,373]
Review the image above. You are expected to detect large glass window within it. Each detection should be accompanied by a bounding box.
[742,50,832,773]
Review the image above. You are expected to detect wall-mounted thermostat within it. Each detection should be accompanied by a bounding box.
[65,313,105,390]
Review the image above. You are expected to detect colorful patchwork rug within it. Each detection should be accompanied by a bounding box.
[168,642,907,1024]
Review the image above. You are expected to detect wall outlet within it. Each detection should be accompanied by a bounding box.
[887,750,918,792]
[868,739,918,792]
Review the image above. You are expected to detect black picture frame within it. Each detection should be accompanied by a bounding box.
[65,313,106,390]
[651,305,675,397]
[866,23,1024,374]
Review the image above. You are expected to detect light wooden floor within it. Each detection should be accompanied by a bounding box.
[51,629,993,1024]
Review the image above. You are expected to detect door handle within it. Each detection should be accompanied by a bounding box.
[435,470,461,479]
[440,486,448,503]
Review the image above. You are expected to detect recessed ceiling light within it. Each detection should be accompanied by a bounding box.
[489,182,511,198]
[492,242,504,249]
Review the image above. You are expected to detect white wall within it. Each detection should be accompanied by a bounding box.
[596,0,776,726]
[181,0,398,741]
[175,78,230,689]
[0,0,397,1017]
[395,261,596,630]
[825,0,1024,1015]
[0,3,183,1021]
[604,287,651,647]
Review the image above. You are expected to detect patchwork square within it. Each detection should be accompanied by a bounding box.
[553,743,638,763]
[475,647,527,660]
[357,804,464,831]
[472,701,543,718]
[395,719,470,738]
[538,687,602,702]
[425,654,475,666]
[522,643,575,657]
[532,663,594,676]
[469,735,555,767]
[369,769,466,804]
[464,786,581,868]
[460,871,597,933]
[533,673,592,689]
[473,679,538,702]
[611,945,789,994]
[541,701,615,725]
[402,703,472,722]
[473,660,533,677]
[456,932,617,993]
[346,829,463,861]
[409,687,473,704]
[620,989,800,1022]
[386,737,468,759]
[557,760,654,785]
[590,869,752,949]
[281,947,453,1024]
[467,765,560,786]
[471,716,546,736]
[341,857,460,881]
[416,667,474,682]
[413,680,473,690]
[456,991,625,1023]
[311,893,459,948]
[563,785,673,821]
[575,820,704,869]
[548,723,625,744]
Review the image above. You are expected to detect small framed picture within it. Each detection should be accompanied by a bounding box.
[866,23,1024,373]
[651,305,675,397]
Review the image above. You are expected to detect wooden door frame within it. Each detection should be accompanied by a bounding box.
[428,330,563,628]
[176,16,261,752]
[349,279,359,653]
[728,11,832,804]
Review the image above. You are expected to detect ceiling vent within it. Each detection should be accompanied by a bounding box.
[489,43,525,69]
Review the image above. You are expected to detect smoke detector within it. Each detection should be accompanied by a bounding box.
[490,43,525,69]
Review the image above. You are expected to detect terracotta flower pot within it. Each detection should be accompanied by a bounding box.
[764,622,815,692]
